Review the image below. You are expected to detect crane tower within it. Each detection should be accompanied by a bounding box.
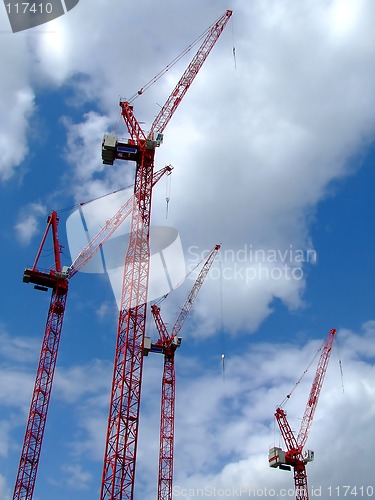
[100,11,232,499]
[146,244,221,500]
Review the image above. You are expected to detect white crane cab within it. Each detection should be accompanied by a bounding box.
[268,447,287,468]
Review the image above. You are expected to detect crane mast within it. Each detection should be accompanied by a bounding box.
[100,141,155,500]
[100,11,231,499]
[269,329,337,500]
[148,244,220,500]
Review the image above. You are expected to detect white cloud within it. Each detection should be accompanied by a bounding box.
[162,325,374,499]
[0,329,40,364]
[3,0,375,333]
[0,329,39,410]
[95,301,115,320]
[2,1,375,497]
[62,112,112,184]
[40,323,364,499]
[54,359,111,404]
[0,367,35,409]
[0,474,10,500]
[0,421,14,458]
[60,463,92,491]
[30,0,374,334]
[3,320,374,499]
[14,201,47,245]
[73,323,367,499]
[0,19,35,181]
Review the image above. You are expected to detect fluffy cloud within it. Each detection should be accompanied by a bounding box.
[0,27,35,181]
[2,0,375,332]
[2,1,375,498]
[2,319,374,499]
[14,201,47,245]
[88,323,372,499]
[21,0,374,333]
[0,474,10,500]
[159,324,374,499]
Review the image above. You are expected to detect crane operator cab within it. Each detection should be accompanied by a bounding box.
[268,446,314,470]
[102,134,139,165]
[268,447,290,470]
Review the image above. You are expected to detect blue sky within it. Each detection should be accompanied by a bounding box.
[1,1,375,499]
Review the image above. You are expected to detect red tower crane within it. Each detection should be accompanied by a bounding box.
[269,328,337,500]
[14,211,69,500]
[146,244,221,500]
[13,166,171,500]
[100,10,232,500]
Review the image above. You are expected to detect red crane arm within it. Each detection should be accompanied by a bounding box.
[148,10,232,138]
[69,165,173,277]
[275,329,336,456]
[170,244,220,341]
[274,407,310,500]
[151,304,170,345]
[294,466,309,500]
[120,100,147,145]
[150,244,220,347]
[297,328,336,449]
[275,407,299,455]
[32,211,62,273]
[100,147,155,500]
[13,284,68,500]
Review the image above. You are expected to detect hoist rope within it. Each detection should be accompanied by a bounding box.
[57,182,134,214]
[126,14,222,104]
[279,337,325,408]
[165,173,171,219]
[112,110,122,136]
[219,257,226,382]
[335,336,345,393]
[152,250,212,307]
[231,16,237,70]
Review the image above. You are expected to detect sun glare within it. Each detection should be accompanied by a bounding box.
[330,0,360,37]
